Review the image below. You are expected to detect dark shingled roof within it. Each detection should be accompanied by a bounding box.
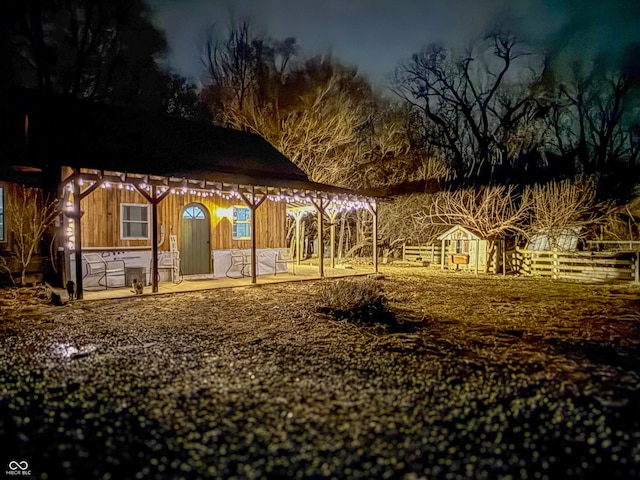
[0,88,308,184]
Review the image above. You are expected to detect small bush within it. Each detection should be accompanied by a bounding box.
[317,278,396,327]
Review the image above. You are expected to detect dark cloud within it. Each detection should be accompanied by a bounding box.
[146,0,640,85]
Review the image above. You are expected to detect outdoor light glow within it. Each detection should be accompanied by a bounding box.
[216,207,233,219]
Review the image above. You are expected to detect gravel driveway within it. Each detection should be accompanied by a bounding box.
[1,267,639,479]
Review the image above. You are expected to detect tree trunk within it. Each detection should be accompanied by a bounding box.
[484,240,496,274]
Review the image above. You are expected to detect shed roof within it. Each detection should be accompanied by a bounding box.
[527,227,581,251]
[436,225,483,241]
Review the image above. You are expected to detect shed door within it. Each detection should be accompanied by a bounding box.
[181,204,210,275]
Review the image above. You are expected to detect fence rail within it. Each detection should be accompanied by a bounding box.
[514,248,640,283]
[402,245,442,263]
[586,240,640,250]
[402,243,640,283]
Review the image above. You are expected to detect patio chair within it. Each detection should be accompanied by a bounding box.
[82,253,126,290]
[274,249,295,275]
[226,250,249,278]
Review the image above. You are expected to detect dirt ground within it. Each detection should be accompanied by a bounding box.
[1,266,639,479]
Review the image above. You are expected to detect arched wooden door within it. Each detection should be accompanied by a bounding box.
[180,204,210,275]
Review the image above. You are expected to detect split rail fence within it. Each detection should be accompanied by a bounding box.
[511,248,639,283]
[402,245,443,263]
[402,243,640,283]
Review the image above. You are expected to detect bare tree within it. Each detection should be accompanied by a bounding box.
[416,186,531,271]
[202,31,375,188]
[544,61,640,184]
[2,0,167,103]
[7,187,58,286]
[523,177,610,245]
[201,20,447,190]
[394,33,546,184]
[378,194,444,256]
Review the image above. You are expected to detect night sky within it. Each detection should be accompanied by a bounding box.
[146,0,640,87]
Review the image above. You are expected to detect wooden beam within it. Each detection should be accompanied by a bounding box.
[294,212,303,266]
[131,183,170,293]
[310,198,329,278]
[366,200,378,273]
[329,209,338,269]
[79,175,104,200]
[72,169,83,299]
[151,185,159,293]
[132,183,153,203]
[239,187,266,284]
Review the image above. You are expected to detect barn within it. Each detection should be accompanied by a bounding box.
[0,89,379,298]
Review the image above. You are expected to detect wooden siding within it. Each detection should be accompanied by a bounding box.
[79,188,287,250]
[0,182,15,249]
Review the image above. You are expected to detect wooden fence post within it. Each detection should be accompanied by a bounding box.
[475,239,479,275]
[403,244,406,262]
[552,249,559,279]
[635,251,639,283]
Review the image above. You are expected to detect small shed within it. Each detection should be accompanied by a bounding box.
[436,225,488,272]
[527,227,581,251]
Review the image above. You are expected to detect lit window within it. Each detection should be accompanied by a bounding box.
[0,186,4,242]
[121,203,149,239]
[232,206,251,240]
[183,205,206,219]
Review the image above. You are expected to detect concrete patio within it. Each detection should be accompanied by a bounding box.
[81,264,375,301]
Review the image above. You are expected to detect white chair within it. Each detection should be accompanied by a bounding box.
[226,250,249,278]
[82,253,125,289]
[274,249,294,275]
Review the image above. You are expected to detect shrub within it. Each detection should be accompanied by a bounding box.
[316,278,396,327]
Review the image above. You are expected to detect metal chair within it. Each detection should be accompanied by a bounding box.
[82,253,125,289]
[226,250,249,278]
[274,249,295,275]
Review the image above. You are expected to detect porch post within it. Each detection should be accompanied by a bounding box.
[318,207,324,278]
[251,201,257,284]
[311,198,328,278]
[132,182,170,294]
[73,171,83,299]
[329,209,338,270]
[365,200,378,273]
[295,211,302,266]
[372,202,378,273]
[239,187,266,284]
[151,185,159,293]
[441,240,445,269]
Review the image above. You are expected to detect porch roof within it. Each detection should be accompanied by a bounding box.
[1,89,376,201]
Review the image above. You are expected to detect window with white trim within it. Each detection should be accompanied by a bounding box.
[121,203,149,239]
[232,206,251,240]
[0,186,4,242]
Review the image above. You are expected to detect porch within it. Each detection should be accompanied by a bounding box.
[81,263,375,301]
